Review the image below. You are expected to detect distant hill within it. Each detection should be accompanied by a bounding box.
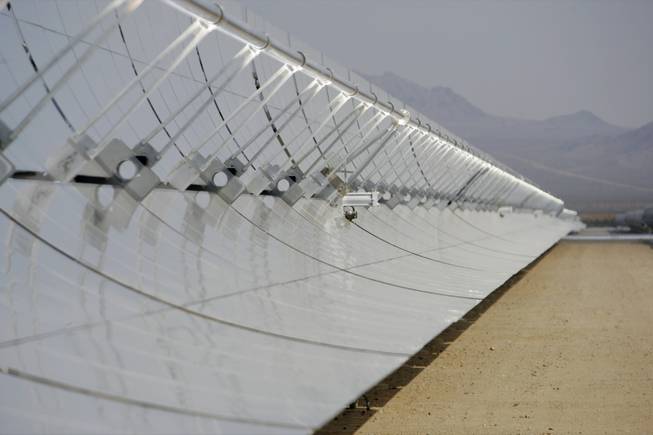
[365,72,652,211]
[610,120,653,153]
[366,72,626,149]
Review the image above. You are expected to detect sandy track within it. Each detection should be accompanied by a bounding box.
[318,242,653,434]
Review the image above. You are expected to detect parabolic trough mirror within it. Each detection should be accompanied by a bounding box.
[0,1,583,433]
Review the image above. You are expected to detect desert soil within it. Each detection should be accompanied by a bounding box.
[318,242,653,434]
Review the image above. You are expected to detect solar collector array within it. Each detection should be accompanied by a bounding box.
[0,1,581,433]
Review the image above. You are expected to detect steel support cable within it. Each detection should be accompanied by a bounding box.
[0,199,547,355]
[194,44,244,158]
[181,211,551,322]
[443,155,483,198]
[2,0,144,145]
[0,0,133,114]
[0,177,491,333]
[151,63,298,186]
[452,167,490,203]
[251,95,366,177]
[423,148,462,196]
[226,74,322,165]
[322,84,358,165]
[478,170,507,205]
[0,209,544,386]
[93,21,211,158]
[379,135,430,189]
[250,60,296,163]
[405,139,448,191]
[6,0,540,200]
[301,102,369,176]
[411,135,431,185]
[391,139,436,192]
[185,210,547,309]
[167,60,290,163]
[0,208,417,357]
[439,159,470,199]
[240,92,342,177]
[466,167,495,202]
[0,0,564,262]
[419,143,461,188]
[406,139,454,193]
[463,167,493,202]
[390,202,542,252]
[144,45,258,158]
[339,96,383,177]
[1,368,309,431]
[169,0,558,203]
[364,127,420,185]
[287,93,352,168]
[473,168,508,206]
[376,132,432,189]
[62,14,204,142]
[390,134,432,189]
[446,154,485,192]
[289,61,321,157]
[0,184,543,358]
[358,121,399,186]
[363,129,423,189]
[449,208,543,247]
[259,90,348,173]
[116,19,180,154]
[2,8,298,135]
[4,3,75,135]
[318,111,387,182]
[239,79,325,169]
[12,157,494,324]
[354,210,539,260]
[0,207,481,360]
[193,64,295,169]
[452,162,485,201]
[343,103,406,184]
[253,67,292,161]
[345,126,399,184]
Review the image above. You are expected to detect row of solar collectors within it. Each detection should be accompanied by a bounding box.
[0,1,578,433]
[0,0,562,212]
[0,175,578,433]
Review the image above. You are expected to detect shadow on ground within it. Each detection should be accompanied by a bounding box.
[315,247,553,435]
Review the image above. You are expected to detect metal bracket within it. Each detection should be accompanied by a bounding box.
[167,151,208,191]
[0,151,15,186]
[245,163,282,195]
[281,181,307,206]
[384,196,403,210]
[46,134,97,182]
[200,158,246,204]
[422,195,436,210]
[264,166,303,197]
[406,190,421,209]
[363,180,378,193]
[93,139,161,201]
[316,170,347,203]
[133,142,161,167]
[283,171,327,205]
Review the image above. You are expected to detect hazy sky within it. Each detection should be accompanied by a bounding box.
[241,0,653,128]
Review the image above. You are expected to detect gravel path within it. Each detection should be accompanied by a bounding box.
[318,241,653,434]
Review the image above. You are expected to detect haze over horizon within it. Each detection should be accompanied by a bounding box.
[241,0,653,129]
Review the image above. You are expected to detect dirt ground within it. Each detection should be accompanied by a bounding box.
[318,242,653,434]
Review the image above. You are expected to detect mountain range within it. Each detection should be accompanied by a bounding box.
[365,72,653,212]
